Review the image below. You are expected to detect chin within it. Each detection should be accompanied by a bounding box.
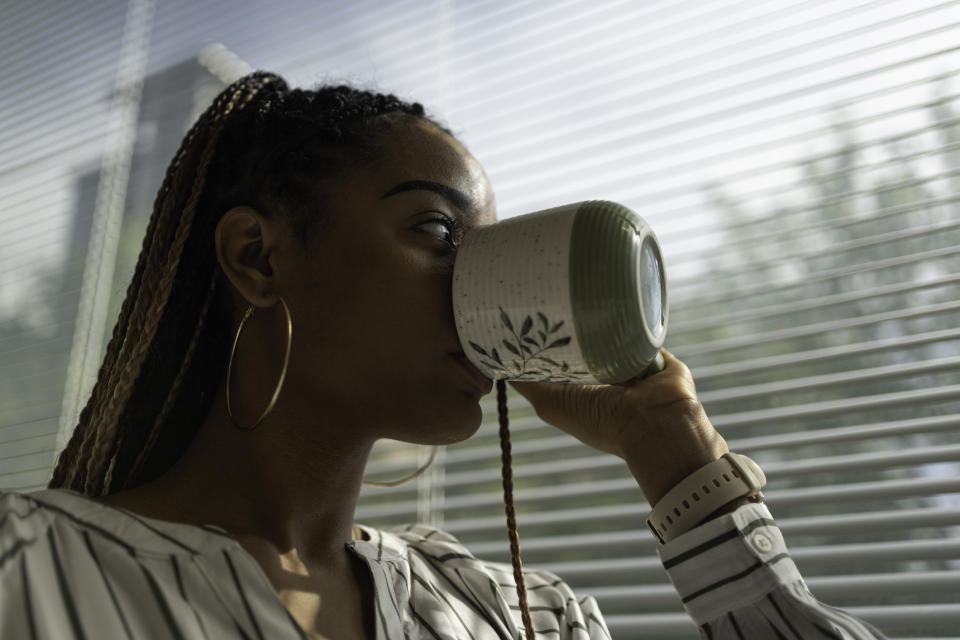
[408,391,486,446]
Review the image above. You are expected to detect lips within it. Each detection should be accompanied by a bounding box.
[451,352,494,394]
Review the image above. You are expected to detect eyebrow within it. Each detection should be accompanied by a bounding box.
[380,180,472,212]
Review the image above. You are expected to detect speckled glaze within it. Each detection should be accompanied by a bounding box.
[452,200,668,384]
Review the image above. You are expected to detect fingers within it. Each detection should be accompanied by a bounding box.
[658,348,681,370]
[615,349,676,387]
[641,350,668,379]
[507,379,565,417]
[651,348,694,382]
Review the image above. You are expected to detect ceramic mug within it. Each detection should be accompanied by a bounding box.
[452,200,668,384]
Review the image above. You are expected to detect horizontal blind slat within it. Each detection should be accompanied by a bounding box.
[710,384,960,430]
[439,502,960,541]
[672,244,960,309]
[672,271,960,334]
[468,2,960,140]
[367,411,959,474]
[699,355,960,404]
[358,474,960,521]
[693,328,960,380]
[590,571,960,609]
[670,209,960,286]
[678,300,960,357]
[618,99,960,232]
[605,606,960,636]
[366,442,960,493]
[491,91,960,202]
[537,538,960,583]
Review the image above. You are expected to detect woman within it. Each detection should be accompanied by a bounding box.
[0,72,885,639]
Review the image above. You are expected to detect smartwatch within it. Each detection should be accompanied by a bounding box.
[646,452,766,544]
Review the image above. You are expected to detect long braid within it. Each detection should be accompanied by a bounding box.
[115,271,218,491]
[80,75,282,496]
[49,71,439,497]
[498,379,535,640]
[72,107,222,493]
[57,110,186,489]
[55,82,237,490]
[54,73,282,494]
[85,88,234,494]
[56,117,189,490]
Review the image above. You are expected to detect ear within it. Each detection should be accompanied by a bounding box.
[215,206,282,308]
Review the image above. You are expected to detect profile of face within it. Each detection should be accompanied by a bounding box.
[218,117,498,450]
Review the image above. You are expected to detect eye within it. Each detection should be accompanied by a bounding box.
[416,215,460,247]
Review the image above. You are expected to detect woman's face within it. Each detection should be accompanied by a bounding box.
[277,118,498,445]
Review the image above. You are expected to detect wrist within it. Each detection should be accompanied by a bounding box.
[619,412,727,505]
[644,453,766,544]
[630,456,718,507]
[626,443,728,506]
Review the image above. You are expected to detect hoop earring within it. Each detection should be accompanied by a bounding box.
[226,296,292,432]
[362,445,439,487]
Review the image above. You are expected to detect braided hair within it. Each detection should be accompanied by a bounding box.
[47,71,537,640]
[48,71,439,495]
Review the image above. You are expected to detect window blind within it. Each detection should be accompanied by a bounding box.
[2,1,959,637]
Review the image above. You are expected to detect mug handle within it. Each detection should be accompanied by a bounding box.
[640,350,666,380]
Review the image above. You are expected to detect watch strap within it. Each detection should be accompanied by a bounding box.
[646,452,766,544]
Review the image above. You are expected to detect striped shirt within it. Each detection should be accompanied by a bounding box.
[0,489,885,639]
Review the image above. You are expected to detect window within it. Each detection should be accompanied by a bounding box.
[3,1,958,636]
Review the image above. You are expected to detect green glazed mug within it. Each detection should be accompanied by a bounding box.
[452,200,668,384]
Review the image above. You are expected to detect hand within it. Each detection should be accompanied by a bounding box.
[508,349,728,505]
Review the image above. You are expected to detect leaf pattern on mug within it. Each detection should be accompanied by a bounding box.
[499,307,514,332]
[464,307,590,381]
[468,341,489,357]
[520,315,533,337]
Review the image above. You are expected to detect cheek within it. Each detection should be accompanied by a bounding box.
[286,259,482,439]
[349,250,442,315]
[300,245,451,361]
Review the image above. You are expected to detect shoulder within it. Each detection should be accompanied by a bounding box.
[360,522,592,616]
[371,521,494,569]
[382,522,472,553]
[0,490,59,554]
[369,524,611,637]
[0,488,238,564]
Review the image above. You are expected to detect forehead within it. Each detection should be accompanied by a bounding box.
[368,118,497,224]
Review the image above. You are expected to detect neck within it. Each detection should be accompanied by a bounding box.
[107,381,376,568]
